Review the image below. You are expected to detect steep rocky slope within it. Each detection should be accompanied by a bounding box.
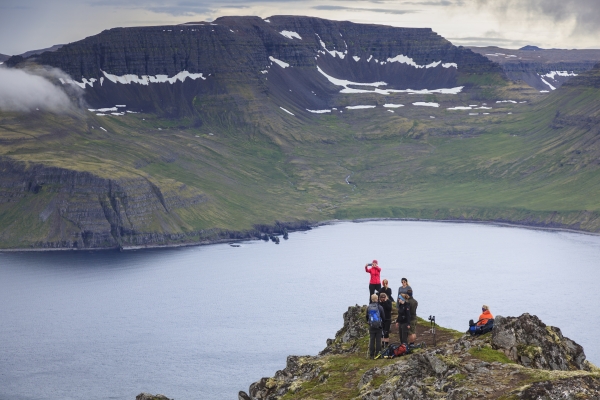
[237,306,599,400]
[7,16,504,119]
[470,46,600,91]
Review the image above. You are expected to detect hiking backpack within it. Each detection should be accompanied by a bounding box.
[367,303,382,329]
[393,343,408,357]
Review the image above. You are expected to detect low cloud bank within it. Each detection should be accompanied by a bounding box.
[0,66,81,113]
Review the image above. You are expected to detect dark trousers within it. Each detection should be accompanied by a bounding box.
[369,328,382,357]
[399,322,409,344]
[369,283,381,300]
[382,320,391,339]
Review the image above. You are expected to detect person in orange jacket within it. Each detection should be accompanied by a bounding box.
[477,305,493,326]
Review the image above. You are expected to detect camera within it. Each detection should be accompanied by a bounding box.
[428,315,435,322]
[368,263,372,266]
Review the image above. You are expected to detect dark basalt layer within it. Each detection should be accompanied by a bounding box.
[6,16,503,117]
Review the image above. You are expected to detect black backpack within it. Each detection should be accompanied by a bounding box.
[367,303,382,329]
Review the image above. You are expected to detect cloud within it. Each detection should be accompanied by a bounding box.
[89,0,212,16]
[476,0,600,34]
[448,36,530,48]
[0,66,81,113]
[312,5,418,14]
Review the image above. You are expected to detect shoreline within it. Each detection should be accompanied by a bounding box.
[1,217,599,253]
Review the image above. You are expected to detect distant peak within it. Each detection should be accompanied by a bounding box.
[520,45,544,51]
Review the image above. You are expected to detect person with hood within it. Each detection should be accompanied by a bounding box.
[365,260,381,300]
[366,294,385,359]
[395,293,412,344]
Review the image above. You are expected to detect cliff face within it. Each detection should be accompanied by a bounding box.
[0,158,207,248]
[238,306,599,400]
[7,16,503,118]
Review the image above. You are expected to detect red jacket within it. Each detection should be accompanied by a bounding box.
[477,310,493,326]
[365,265,381,284]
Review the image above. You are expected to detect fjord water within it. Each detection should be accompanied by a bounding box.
[1,221,599,400]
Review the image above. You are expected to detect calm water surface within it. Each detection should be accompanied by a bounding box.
[1,221,599,400]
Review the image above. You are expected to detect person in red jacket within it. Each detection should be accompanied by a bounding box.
[365,260,381,300]
[477,305,493,326]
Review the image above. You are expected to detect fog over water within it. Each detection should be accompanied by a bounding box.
[1,221,599,400]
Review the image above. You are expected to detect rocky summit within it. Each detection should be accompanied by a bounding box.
[237,305,600,399]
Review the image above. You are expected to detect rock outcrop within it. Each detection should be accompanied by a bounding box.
[492,313,589,371]
[239,306,599,399]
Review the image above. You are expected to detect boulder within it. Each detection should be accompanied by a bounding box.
[135,394,171,400]
[492,313,589,371]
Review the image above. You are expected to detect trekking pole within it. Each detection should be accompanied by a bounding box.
[428,315,436,348]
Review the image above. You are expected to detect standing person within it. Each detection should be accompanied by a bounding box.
[395,293,412,344]
[397,278,412,308]
[365,260,381,300]
[366,294,385,359]
[379,279,394,302]
[378,293,392,348]
[406,289,418,346]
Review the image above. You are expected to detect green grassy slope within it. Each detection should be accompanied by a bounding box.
[1,68,600,248]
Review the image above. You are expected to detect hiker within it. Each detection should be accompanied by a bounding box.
[477,305,493,326]
[406,289,418,345]
[379,279,394,302]
[397,277,412,306]
[395,293,411,344]
[378,292,392,348]
[468,305,495,336]
[365,260,381,300]
[366,294,385,359]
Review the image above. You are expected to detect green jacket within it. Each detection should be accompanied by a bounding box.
[407,297,418,321]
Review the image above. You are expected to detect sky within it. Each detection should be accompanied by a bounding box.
[1,0,599,55]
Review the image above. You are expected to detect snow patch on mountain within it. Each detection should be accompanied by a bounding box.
[316,66,463,95]
[280,31,302,40]
[269,56,290,68]
[413,102,440,107]
[346,105,376,109]
[386,54,458,69]
[383,104,404,108]
[280,107,295,115]
[316,34,346,59]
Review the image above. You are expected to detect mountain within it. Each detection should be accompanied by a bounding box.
[470,46,600,91]
[17,44,63,59]
[519,45,543,51]
[1,17,600,249]
[0,53,9,62]
[7,16,504,119]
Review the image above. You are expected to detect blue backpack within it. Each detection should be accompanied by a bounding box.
[367,303,382,329]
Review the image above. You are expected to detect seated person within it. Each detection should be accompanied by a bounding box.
[468,305,494,336]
